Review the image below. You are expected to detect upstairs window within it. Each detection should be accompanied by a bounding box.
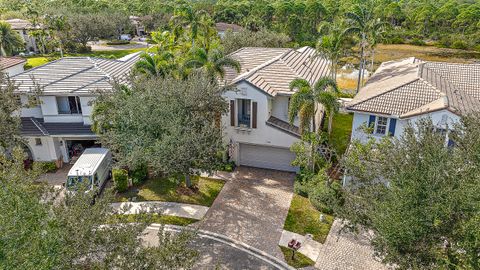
[375,116,388,135]
[237,99,251,128]
[57,96,82,114]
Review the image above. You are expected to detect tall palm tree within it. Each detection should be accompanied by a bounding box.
[134,52,177,78]
[345,2,387,93]
[184,47,240,81]
[316,21,349,80]
[170,6,212,47]
[0,22,23,56]
[288,77,339,134]
[318,91,340,135]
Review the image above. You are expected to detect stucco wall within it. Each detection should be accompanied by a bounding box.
[20,95,43,118]
[351,110,461,143]
[38,95,96,124]
[5,63,24,77]
[222,81,300,149]
[26,137,59,161]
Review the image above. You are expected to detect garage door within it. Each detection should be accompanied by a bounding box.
[239,143,298,172]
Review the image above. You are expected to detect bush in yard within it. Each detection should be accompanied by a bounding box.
[451,40,469,50]
[409,38,426,46]
[113,168,128,192]
[130,164,148,186]
[36,161,57,173]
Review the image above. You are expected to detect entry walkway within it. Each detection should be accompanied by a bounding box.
[110,201,209,220]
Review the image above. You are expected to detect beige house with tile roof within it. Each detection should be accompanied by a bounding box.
[221,46,331,172]
[347,57,480,144]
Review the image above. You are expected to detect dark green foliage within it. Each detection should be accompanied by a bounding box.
[451,40,469,50]
[113,168,128,192]
[409,38,426,46]
[341,117,480,269]
[37,161,57,173]
[130,164,148,186]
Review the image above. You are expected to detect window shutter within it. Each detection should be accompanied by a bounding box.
[230,100,235,126]
[368,115,376,128]
[388,118,397,136]
[252,102,257,129]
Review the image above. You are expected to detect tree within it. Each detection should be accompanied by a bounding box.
[0,21,23,56]
[340,117,480,269]
[288,77,339,134]
[171,5,212,47]
[184,47,240,81]
[221,29,290,55]
[0,73,41,149]
[345,1,387,92]
[0,148,199,269]
[134,51,177,78]
[45,14,68,57]
[92,73,228,188]
[316,21,350,80]
[318,90,340,135]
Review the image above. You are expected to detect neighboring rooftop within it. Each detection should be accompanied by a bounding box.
[215,22,244,33]
[0,56,26,70]
[4,19,39,30]
[11,52,141,95]
[347,57,480,118]
[224,46,331,96]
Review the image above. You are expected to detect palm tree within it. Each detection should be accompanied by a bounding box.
[288,77,339,134]
[345,2,387,93]
[318,91,340,135]
[170,6,212,47]
[45,14,68,58]
[0,22,23,56]
[184,47,240,81]
[316,22,349,80]
[134,52,177,78]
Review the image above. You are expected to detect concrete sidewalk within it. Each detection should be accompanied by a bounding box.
[110,201,209,220]
[279,230,322,262]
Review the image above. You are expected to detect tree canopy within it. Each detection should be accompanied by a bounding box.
[340,117,480,269]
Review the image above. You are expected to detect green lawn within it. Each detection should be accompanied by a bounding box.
[284,194,334,243]
[280,246,315,268]
[109,214,198,226]
[325,113,354,156]
[24,48,147,69]
[116,176,225,207]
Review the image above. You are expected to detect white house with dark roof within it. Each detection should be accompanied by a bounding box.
[222,46,331,172]
[12,53,141,164]
[0,57,26,76]
[347,57,480,145]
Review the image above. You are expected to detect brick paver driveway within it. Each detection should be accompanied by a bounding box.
[200,166,295,260]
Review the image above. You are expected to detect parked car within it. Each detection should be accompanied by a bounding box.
[66,148,112,194]
[119,34,132,41]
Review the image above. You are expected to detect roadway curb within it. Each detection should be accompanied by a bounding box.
[147,223,294,270]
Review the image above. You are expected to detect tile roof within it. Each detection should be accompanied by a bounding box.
[224,46,331,96]
[11,53,141,95]
[4,19,39,30]
[20,117,96,136]
[347,57,480,118]
[215,22,244,32]
[0,57,26,70]
[266,116,301,138]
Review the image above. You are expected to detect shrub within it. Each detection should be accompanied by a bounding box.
[309,181,338,214]
[451,40,469,50]
[106,40,130,45]
[130,164,148,186]
[113,168,128,192]
[438,36,453,48]
[37,161,57,173]
[409,38,426,46]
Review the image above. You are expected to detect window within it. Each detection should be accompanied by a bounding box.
[375,117,388,135]
[35,138,42,146]
[57,96,82,114]
[237,99,251,128]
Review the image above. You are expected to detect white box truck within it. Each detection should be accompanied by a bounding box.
[66,148,112,193]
